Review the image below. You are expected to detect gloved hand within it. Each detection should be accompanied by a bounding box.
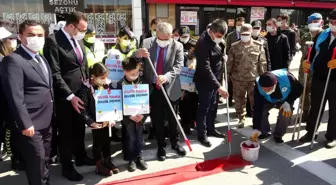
[302,60,311,73]
[327,59,336,70]
[280,101,292,117]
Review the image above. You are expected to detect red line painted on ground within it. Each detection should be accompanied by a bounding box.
[99,154,251,185]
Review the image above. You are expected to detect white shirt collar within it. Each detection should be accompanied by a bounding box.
[21,44,38,59]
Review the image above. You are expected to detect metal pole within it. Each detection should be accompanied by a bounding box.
[296,73,308,141]
[146,57,192,152]
[224,60,232,158]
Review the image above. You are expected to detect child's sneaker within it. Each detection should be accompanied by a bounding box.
[136,157,148,170]
[128,161,136,172]
[95,160,112,176]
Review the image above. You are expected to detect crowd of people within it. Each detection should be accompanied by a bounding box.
[0,8,335,185]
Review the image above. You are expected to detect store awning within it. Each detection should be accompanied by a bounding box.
[146,0,227,5]
[227,0,294,7]
[294,1,334,9]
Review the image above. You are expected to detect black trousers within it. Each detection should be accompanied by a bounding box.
[92,127,111,161]
[150,87,180,148]
[56,100,87,168]
[19,126,52,185]
[50,115,58,157]
[179,92,198,129]
[306,79,336,140]
[122,117,144,160]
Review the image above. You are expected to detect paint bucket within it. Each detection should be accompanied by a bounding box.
[240,140,260,162]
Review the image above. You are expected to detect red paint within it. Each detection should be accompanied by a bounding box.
[227,130,232,143]
[99,154,251,185]
[185,139,192,152]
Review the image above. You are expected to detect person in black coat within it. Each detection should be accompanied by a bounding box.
[139,18,161,48]
[43,11,94,181]
[1,20,54,185]
[277,14,297,58]
[76,63,119,176]
[194,19,228,147]
[265,18,291,70]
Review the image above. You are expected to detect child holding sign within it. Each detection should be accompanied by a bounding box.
[117,57,149,172]
[179,40,198,135]
[76,63,119,176]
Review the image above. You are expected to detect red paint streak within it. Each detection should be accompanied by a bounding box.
[99,154,251,185]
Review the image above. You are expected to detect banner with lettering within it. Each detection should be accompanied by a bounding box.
[180,67,196,92]
[105,51,124,87]
[94,89,123,122]
[43,0,84,14]
[122,84,150,116]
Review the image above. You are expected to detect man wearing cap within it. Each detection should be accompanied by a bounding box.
[225,17,245,106]
[227,23,266,128]
[83,25,106,67]
[299,9,336,148]
[298,13,324,122]
[251,20,271,71]
[253,69,303,145]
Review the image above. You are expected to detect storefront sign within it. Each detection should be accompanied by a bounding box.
[250,7,265,22]
[181,11,197,26]
[43,0,84,14]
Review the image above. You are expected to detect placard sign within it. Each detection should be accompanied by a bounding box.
[43,0,84,14]
[180,67,196,92]
[122,84,150,116]
[94,89,123,122]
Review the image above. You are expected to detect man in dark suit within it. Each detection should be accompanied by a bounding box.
[43,11,94,181]
[194,19,229,147]
[139,22,187,161]
[139,18,161,48]
[1,20,53,185]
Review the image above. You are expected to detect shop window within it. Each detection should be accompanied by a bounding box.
[156,4,169,18]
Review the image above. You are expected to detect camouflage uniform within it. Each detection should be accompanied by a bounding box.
[298,31,314,117]
[227,40,267,120]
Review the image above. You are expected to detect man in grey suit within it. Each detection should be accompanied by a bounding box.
[225,17,245,106]
[137,22,186,161]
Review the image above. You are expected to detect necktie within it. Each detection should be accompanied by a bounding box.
[71,38,83,64]
[156,47,165,90]
[35,55,49,84]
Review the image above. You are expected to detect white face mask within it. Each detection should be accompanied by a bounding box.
[265,85,276,95]
[173,36,179,41]
[156,38,170,48]
[241,35,251,43]
[330,24,336,32]
[95,78,106,86]
[308,22,322,32]
[151,30,157,37]
[11,39,17,49]
[252,29,260,37]
[74,32,85,40]
[236,26,242,32]
[266,26,274,33]
[276,21,282,27]
[211,32,223,44]
[26,36,45,52]
[180,37,190,44]
[121,39,130,47]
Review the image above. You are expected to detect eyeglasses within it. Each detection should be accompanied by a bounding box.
[74,25,87,34]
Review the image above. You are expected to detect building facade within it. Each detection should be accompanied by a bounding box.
[0,0,144,44]
[145,0,335,35]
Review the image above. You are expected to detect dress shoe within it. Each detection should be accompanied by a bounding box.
[171,143,186,156]
[11,158,25,171]
[258,133,271,141]
[62,167,84,181]
[207,130,226,138]
[299,133,318,143]
[326,140,336,149]
[157,148,166,161]
[75,156,95,166]
[274,136,284,146]
[128,161,136,172]
[198,136,212,147]
[136,157,148,170]
[104,157,119,174]
[95,160,112,176]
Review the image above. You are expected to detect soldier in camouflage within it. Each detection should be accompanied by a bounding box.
[298,13,324,121]
[227,24,267,128]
